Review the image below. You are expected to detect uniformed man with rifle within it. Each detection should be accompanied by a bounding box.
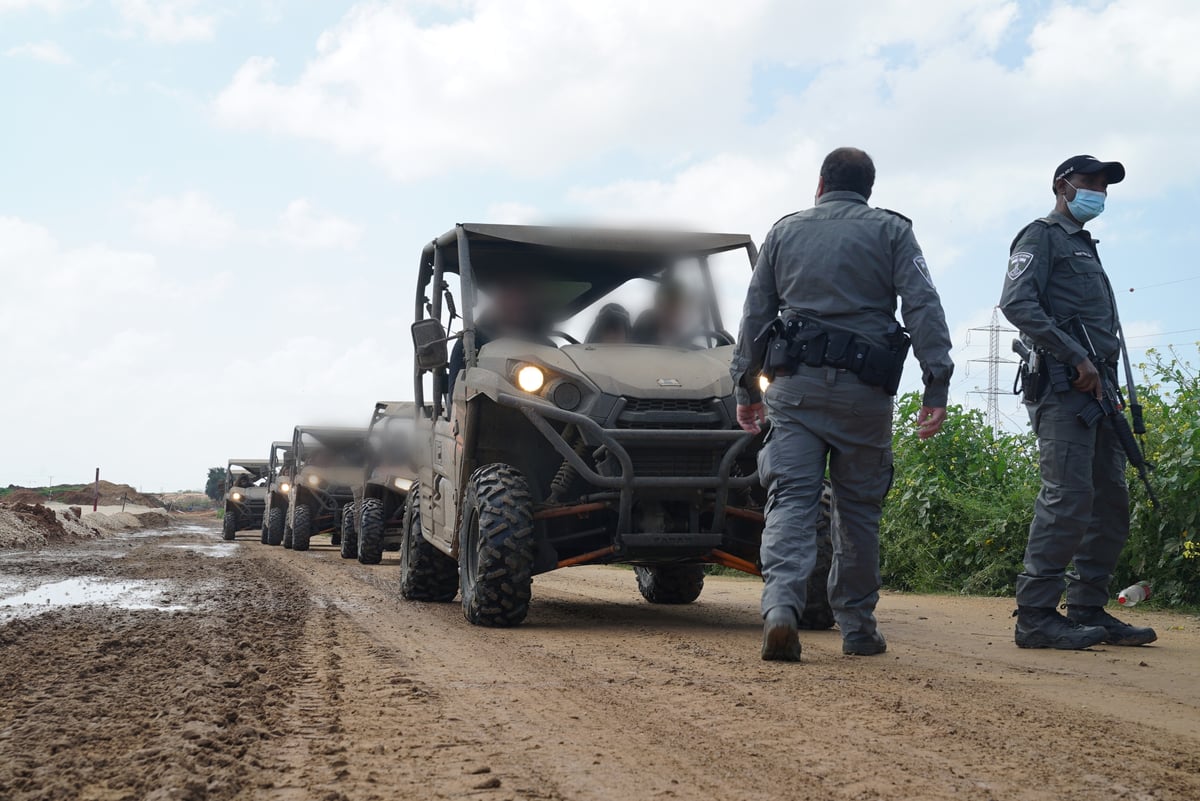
[1001,155,1157,650]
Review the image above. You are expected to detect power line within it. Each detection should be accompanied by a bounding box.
[1127,275,1200,293]
[1125,327,1200,340]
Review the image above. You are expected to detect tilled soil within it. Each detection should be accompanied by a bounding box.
[1,528,1198,801]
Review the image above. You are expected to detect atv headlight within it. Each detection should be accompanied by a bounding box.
[231,492,243,501]
[393,477,413,491]
[279,482,291,494]
[759,374,771,393]
[515,364,546,393]
[307,474,321,486]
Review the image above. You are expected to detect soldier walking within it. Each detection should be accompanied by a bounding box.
[1000,155,1157,650]
[731,147,955,662]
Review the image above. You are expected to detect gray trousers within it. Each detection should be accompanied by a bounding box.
[758,366,894,638]
[1017,389,1130,608]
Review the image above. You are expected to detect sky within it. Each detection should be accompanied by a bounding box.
[2,0,1199,492]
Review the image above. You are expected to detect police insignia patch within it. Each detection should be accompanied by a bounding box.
[1008,251,1034,280]
[913,255,934,287]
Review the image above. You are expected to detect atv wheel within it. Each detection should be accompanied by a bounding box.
[459,464,535,627]
[799,482,836,631]
[221,509,237,541]
[260,520,269,545]
[292,504,314,552]
[357,498,385,565]
[399,490,457,602]
[634,564,705,604]
[267,506,285,546]
[339,503,358,559]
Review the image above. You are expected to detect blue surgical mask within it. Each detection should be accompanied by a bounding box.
[1066,182,1105,222]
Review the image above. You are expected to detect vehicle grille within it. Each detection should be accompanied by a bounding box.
[626,447,722,477]
[616,397,725,430]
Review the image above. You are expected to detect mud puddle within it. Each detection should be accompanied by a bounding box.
[0,576,187,621]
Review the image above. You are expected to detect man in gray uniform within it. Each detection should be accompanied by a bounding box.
[731,147,954,662]
[1000,155,1156,650]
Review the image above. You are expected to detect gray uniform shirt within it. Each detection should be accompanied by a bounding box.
[730,191,955,406]
[999,211,1120,366]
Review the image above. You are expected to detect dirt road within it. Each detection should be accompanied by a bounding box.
[1,526,1198,801]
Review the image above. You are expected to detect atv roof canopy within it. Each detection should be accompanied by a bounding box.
[417,223,756,322]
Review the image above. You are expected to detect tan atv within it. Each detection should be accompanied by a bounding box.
[222,459,270,541]
[342,401,418,564]
[262,441,294,546]
[405,224,834,628]
[286,426,369,552]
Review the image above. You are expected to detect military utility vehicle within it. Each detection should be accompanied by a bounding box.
[222,459,270,541]
[405,223,834,627]
[263,441,294,546]
[286,426,369,552]
[342,401,418,564]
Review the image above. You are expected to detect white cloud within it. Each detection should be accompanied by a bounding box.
[130,192,363,251]
[269,199,364,251]
[131,192,238,248]
[113,0,217,43]
[213,0,1018,181]
[0,0,71,11]
[5,40,72,64]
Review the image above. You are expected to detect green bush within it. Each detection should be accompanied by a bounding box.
[880,394,1039,596]
[878,347,1200,606]
[1118,347,1200,606]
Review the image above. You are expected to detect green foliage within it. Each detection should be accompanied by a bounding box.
[880,394,1039,596]
[879,347,1200,606]
[204,467,226,501]
[1118,347,1200,606]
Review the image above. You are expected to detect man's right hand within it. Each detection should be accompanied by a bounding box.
[1073,357,1102,398]
[737,402,767,434]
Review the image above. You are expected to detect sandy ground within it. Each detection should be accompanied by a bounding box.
[1,526,1198,801]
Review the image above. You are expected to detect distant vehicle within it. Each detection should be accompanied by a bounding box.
[404,223,834,628]
[344,401,418,565]
[286,426,369,552]
[222,459,270,541]
[262,440,294,546]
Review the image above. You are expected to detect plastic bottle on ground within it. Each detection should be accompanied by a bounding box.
[1117,581,1151,606]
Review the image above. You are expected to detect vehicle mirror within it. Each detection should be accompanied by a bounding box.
[412,319,449,371]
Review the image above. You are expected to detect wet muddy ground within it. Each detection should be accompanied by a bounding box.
[1,526,1198,801]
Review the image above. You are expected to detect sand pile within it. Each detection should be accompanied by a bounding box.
[0,501,176,549]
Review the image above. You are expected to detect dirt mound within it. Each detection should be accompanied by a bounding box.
[4,502,68,541]
[54,481,164,509]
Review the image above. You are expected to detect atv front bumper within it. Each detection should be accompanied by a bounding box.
[497,392,761,549]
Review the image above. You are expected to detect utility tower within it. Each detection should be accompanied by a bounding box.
[967,307,1017,433]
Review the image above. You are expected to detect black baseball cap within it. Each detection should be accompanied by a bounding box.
[1053,155,1125,185]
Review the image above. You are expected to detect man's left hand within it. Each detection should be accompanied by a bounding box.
[737,402,767,434]
[917,406,947,440]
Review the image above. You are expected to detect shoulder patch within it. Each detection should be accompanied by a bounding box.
[1008,251,1035,280]
[913,255,934,288]
[877,207,912,225]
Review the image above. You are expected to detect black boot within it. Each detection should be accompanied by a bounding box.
[1014,606,1107,650]
[761,606,802,662]
[843,630,887,656]
[1067,605,1158,646]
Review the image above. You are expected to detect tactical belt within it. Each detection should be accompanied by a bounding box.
[764,319,911,395]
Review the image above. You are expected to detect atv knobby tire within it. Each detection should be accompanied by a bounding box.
[399,490,457,602]
[634,563,705,604]
[267,505,285,546]
[799,482,835,631]
[459,464,535,627]
[339,503,358,559]
[221,509,237,541]
[357,498,384,565]
[291,504,314,552]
